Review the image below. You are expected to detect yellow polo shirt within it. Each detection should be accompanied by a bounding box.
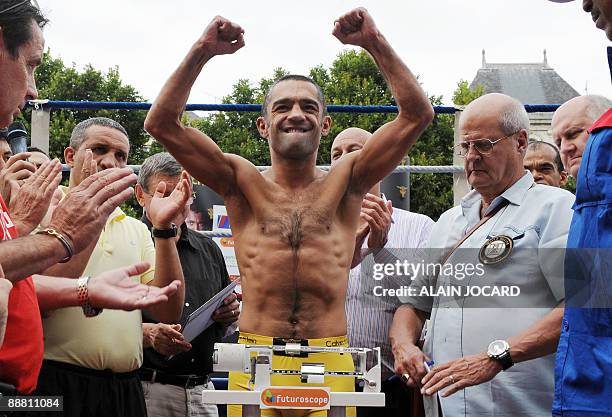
[42,187,155,372]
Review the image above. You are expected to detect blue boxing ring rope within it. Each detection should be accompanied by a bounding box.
[28,100,561,114]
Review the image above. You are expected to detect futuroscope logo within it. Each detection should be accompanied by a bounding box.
[260,387,330,410]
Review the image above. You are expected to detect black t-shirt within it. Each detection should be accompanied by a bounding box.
[141,217,230,376]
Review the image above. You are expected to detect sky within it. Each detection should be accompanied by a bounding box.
[37,0,611,106]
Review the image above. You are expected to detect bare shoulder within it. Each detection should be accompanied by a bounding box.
[223,154,267,208]
[326,151,363,197]
[226,153,260,173]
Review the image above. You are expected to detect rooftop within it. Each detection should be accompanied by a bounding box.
[470,50,580,104]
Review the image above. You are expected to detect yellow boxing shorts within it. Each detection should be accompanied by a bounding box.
[227,332,356,417]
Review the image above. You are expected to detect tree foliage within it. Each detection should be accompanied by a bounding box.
[452,79,484,106]
[21,51,151,216]
[189,50,456,220]
[23,50,150,163]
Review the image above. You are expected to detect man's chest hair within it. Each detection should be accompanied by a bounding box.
[259,204,333,249]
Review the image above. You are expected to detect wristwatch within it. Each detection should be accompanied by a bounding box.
[152,224,178,239]
[76,276,103,318]
[487,339,514,370]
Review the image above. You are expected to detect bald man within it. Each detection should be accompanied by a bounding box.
[389,93,574,417]
[545,2,612,413]
[551,95,611,179]
[331,128,433,417]
[550,93,612,417]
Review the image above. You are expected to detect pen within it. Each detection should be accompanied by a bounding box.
[381,193,395,224]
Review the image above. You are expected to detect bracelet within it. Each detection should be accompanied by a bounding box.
[36,228,74,263]
[76,276,103,317]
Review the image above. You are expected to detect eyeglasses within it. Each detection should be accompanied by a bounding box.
[454,131,520,157]
[0,0,40,15]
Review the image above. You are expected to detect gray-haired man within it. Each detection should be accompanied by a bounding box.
[33,118,189,417]
[136,152,240,417]
[390,93,575,416]
[549,93,612,416]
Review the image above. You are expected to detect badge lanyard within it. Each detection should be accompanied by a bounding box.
[425,198,510,372]
[439,199,510,265]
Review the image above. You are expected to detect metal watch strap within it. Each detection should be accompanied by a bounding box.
[76,276,103,317]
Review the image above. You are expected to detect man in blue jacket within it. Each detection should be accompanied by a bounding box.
[548,2,611,415]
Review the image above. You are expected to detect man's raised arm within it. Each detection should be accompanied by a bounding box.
[333,8,434,195]
[144,16,245,197]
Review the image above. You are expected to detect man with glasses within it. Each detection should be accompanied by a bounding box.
[390,93,575,416]
[26,146,50,168]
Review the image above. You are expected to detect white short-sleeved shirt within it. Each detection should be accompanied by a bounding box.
[399,172,575,417]
[346,208,433,379]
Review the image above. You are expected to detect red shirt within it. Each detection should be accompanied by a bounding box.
[0,196,43,394]
[588,107,612,133]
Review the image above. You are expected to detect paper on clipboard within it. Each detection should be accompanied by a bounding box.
[182,279,240,342]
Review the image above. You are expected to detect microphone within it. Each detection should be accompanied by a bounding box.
[7,122,28,155]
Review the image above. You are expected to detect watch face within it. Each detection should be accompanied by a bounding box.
[488,340,507,356]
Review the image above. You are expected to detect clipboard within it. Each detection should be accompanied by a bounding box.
[181,279,240,342]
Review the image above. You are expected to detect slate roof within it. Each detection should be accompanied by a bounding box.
[470,51,579,104]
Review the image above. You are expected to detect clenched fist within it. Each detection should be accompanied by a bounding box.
[333,8,380,48]
[197,16,245,56]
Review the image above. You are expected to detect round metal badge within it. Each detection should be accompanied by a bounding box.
[479,235,513,265]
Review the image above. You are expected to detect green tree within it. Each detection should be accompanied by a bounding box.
[23,50,149,162]
[452,79,484,106]
[21,50,150,215]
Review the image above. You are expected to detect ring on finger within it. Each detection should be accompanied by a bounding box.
[448,374,455,384]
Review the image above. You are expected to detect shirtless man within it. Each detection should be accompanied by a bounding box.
[145,8,432,414]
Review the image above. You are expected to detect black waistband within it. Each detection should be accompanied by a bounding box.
[43,360,139,380]
[138,368,209,389]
